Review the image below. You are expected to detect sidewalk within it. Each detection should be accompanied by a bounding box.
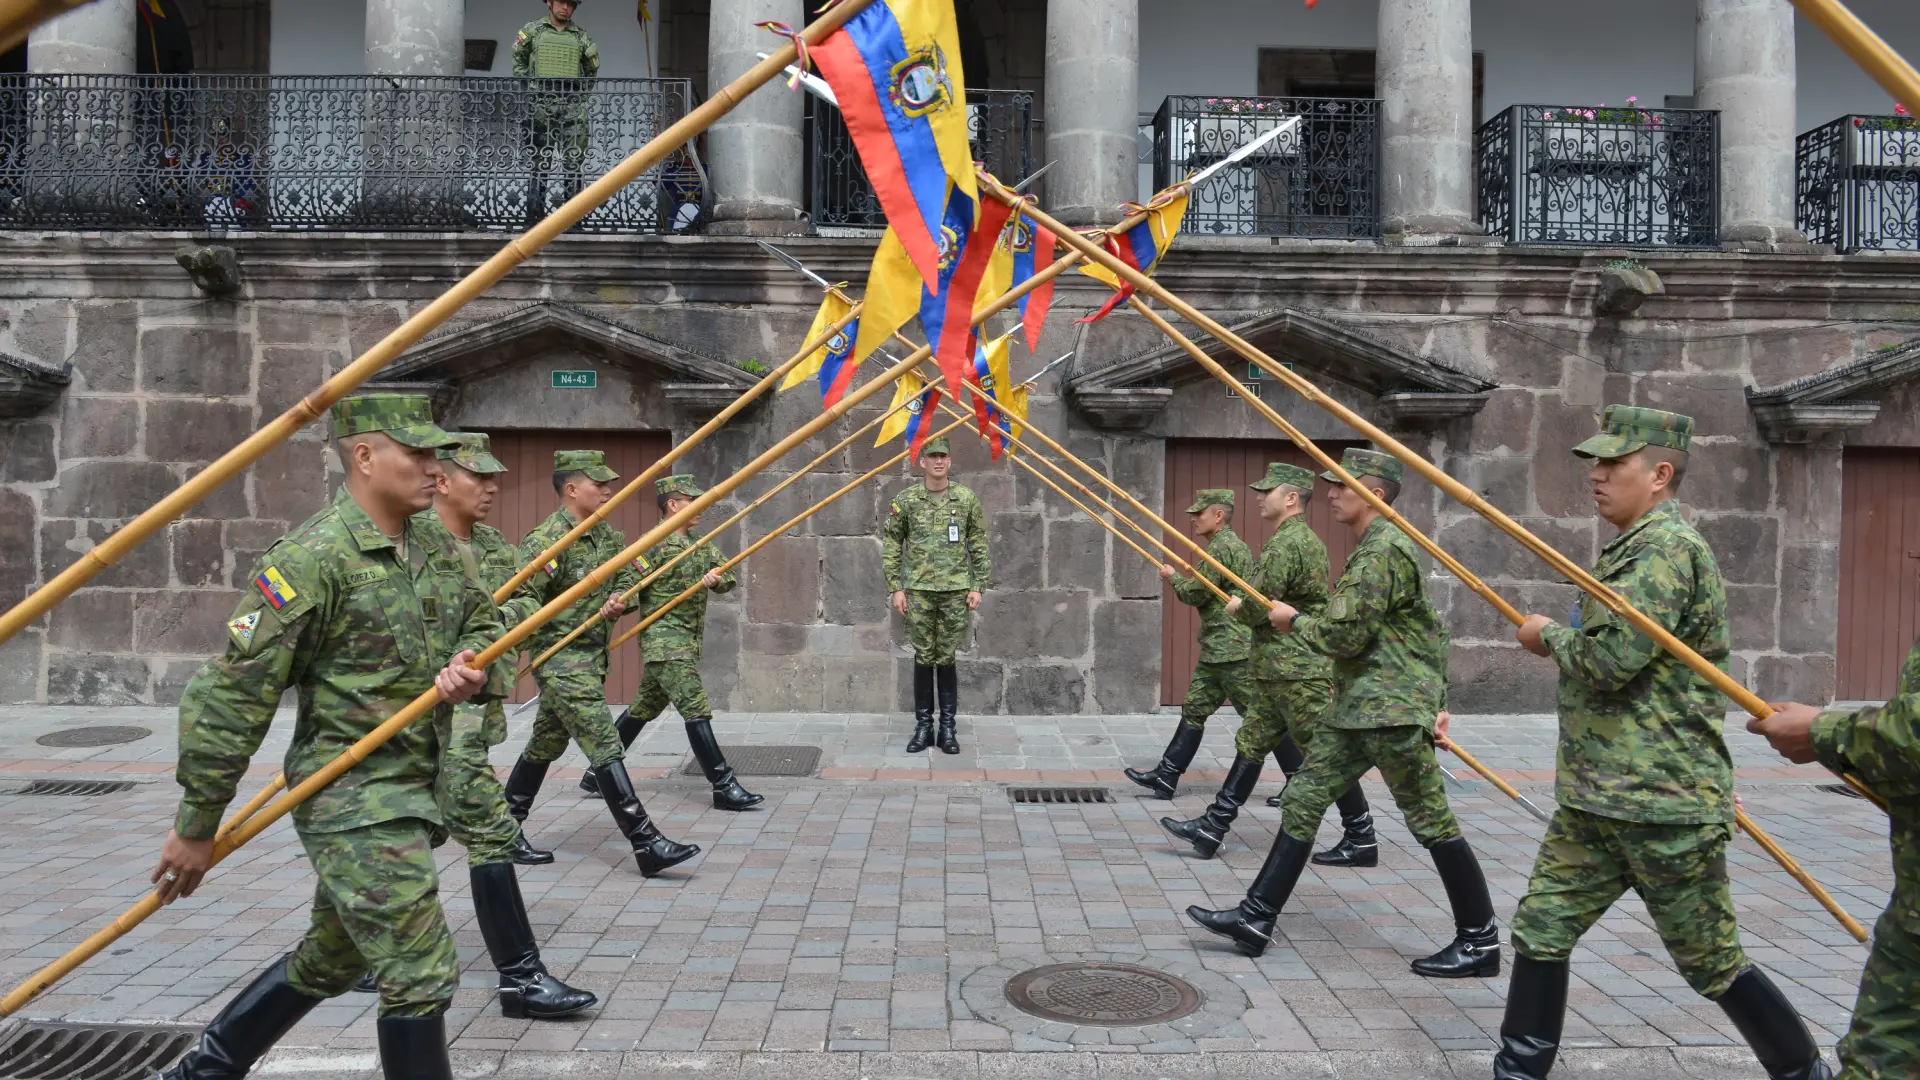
[0,706,1884,1078]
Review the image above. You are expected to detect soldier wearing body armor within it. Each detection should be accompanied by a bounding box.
[515,0,600,225]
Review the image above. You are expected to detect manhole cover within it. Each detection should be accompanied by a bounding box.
[35,726,151,748]
[680,745,820,778]
[4,780,139,797]
[0,1020,195,1079]
[1004,963,1201,1027]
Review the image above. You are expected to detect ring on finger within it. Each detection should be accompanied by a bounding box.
[162,870,179,883]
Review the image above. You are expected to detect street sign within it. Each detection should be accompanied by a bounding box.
[551,370,597,389]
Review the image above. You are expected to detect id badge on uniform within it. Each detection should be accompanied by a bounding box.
[947,520,960,543]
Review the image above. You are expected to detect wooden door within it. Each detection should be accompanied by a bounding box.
[488,430,674,704]
[1160,438,1360,706]
[1838,449,1920,700]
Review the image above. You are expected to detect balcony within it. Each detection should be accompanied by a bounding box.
[1151,94,1380,240]
[805,89,1039,233]
[0,74,696,233]
[1797,114,1920,254]
[1475,103,1719,247]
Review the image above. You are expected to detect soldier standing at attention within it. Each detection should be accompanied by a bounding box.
[505,450,699,878]
[1162,463,1375,864]
[1753,644,1917,1080]
[514,0,599,225]
[1495,407,1831,1080]
[1125,489,1255,799]
[577,474,763,811]
[883,436,990,755]
[152,395,500,1078]
[1187,449,1500,979]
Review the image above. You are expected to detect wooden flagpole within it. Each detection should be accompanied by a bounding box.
[1790,0,1920,107]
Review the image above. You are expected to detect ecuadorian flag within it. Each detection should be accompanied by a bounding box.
[254,566,297,610]
[968,333,1014,460]
[1077,187,1190,323]
[782,292,864,406]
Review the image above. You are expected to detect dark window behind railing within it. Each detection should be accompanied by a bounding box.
[1476,104,1718,247]
[806,88,1037,231]
[1797,115,1920,253]
[1152,95,1379,239]
[0,74,696,232]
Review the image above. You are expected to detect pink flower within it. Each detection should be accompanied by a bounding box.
[1626,96,1638,105]
[1544,109,1555,119]
[1584,109,1596,120]
[1898,103,1911,116]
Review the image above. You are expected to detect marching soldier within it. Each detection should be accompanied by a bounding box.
[152,395,501,1078]
[1161,463,1376,864]
[1186,449,1500,980]
[883,436,990,754]
[576,474,763,811]
[1496,408,1830,1080]
[505,450,699,878]
[514,0,600,225]
[1753,644,1916,1080]
[1126,489,1255,799]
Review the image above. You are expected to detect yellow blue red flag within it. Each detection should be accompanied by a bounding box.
[876,369,930,447]
[1077,187,1190,322]
[783,292,856,392]
[968,332,1014,459]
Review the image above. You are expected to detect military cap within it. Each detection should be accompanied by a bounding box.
[656,474,703,499]
[1322,447,1403,485]
[553,449,618,483]
[1250,461,1316,492]
[437,432,507,475]
[1185,488,1234,513]
[330,393,458,449]
[921,436,952,457]
[1571,404,1694,459]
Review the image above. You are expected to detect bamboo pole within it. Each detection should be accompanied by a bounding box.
[0,0,884,651]
[0,0,94,54]
[1790,0,1920,108]
[213,776,285,843]
[0,229,1084,1019]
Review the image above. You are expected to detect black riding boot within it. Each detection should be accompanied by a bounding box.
[592,760,699,877]
[162,956,321,1079]
[1311,798,1379,868]
[1185,832,1312,957]
[470,862,598,1019]
[1126,723,1205,799]
[375,1013,453,1080]
[1161,754,1262,859]
[579,708,651,796]
[906,664,936,753]
[502,758,554,865]
[1714,966,1834,1080]
[935,664,960,754]
[1410,835,1501,978]
[1492,954,1570,1079]
[686,717,764,810]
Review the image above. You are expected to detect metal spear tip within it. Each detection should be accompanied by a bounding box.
[1012,160,1055,194]
[755,240,835,290]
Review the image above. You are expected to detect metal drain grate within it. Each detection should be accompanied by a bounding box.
[680,745,821,778]
[1009,787,1111,805]
[0,1020,196,1079]
[1004,963,1201,1026]
[35,726,152,749]
[3,780,138,797]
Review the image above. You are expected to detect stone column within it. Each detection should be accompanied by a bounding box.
[706,0,807,234]
[1694,0,1802,244]
[1043,0,1139,226]
[364,0,464,224]
[1377,0,1479,236]
[365,0,465,76]
[27,0,136,73]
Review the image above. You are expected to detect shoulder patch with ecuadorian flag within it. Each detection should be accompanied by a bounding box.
[544,559,559,575]
[254,566,298,609]
[227,610,260,648]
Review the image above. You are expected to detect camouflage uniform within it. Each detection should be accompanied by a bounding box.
[629,516,737,725]
[513,17,600,220]
[1171,494,1256,733]
[884,437,990,754]
[1232,499,1331,760]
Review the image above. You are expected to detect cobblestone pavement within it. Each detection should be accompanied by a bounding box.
[0,705,1886,1078]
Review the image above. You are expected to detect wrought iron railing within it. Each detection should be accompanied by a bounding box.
[806,88,1037,231]
[1797,114,1920,253]
[1151,95,1379,240]
[1475,103,1718,247]
[0,74,698,232]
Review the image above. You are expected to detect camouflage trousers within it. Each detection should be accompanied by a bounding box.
[1178,660,1255,731]
[1511,806,1746,998]
[1279,724,1458,848]
[1235,676,1330,760]
[284,818,458,1017]
[435,700,520,867]
[1836,895,1919,1077]
[523,662,625,767]
[630,659,711,723]
[905,589,970,667]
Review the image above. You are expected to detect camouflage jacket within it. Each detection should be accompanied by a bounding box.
[1814,636,1920,922]
[512,19,600,79]
[635,531,738,663]
[1235,514,1332,682]
[468,521,541,632]
[1540,501,1733,825]
[1173,527,1254,664]
[173,488,507,841]
[512,507,641,673]
[1291,516,1448,731]
[883,482,990,593]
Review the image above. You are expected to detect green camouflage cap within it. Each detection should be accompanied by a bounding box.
[437,431,507,475]
[554,449,618,483]
[330,393,458,450]
[1185,488,1234,514]
[1572,404,1694,459]
[921,436,952,457]
[656,474,703,499]
[1250,461,1316,492]
[1322,447,1403,485]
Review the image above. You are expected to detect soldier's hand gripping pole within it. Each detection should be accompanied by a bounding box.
[0,0,96,54]
[0,0,884,652]
[1120,274,1871,944]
